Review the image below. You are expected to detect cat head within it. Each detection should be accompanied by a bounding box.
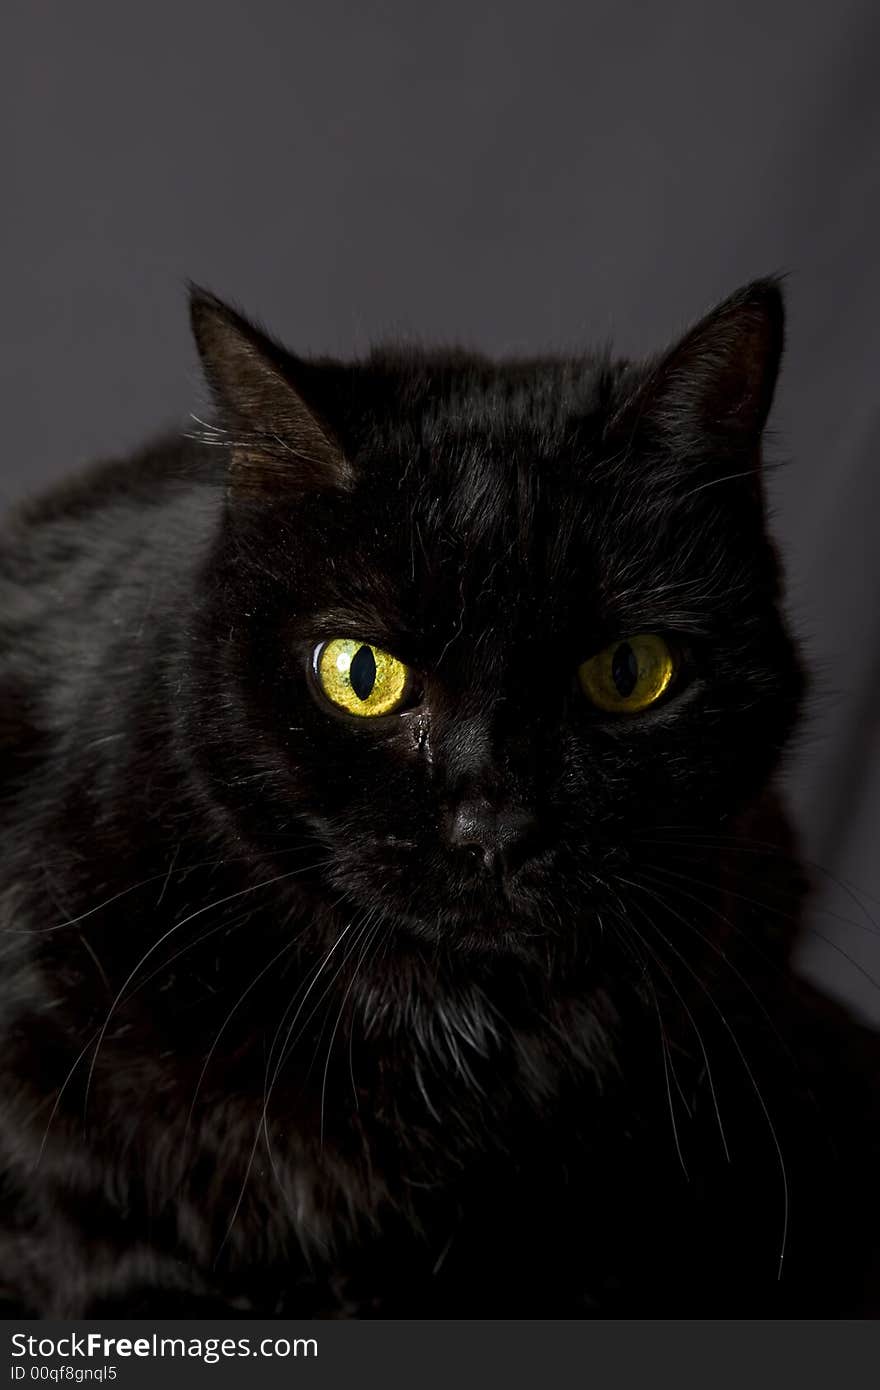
[188,281,803,965]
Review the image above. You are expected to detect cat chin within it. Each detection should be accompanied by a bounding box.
[419,924,538,957]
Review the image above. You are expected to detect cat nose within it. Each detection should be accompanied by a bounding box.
[449,798,540,878]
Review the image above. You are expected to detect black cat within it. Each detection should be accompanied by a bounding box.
[0,280,876,1317]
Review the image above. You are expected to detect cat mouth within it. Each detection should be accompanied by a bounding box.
[391,898,549,953]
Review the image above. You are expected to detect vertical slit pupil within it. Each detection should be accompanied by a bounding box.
[349,645,377,701]
[611,642,639,697]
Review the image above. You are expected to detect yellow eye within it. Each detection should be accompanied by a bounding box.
[314,638,411,717]
[578,634,676,714]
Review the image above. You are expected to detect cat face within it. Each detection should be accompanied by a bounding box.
[190,284,803,959]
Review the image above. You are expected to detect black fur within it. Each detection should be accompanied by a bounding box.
[0,281,877,1317]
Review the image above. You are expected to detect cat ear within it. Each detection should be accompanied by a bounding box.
[615,278,785,449]
[189,287,353,491]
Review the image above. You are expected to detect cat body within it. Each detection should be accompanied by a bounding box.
[0,283,877,1316]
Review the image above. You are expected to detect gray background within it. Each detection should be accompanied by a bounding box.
[3,0,879,1021]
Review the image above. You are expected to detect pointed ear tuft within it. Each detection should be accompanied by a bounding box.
[616,278,785,447]
[189,286,352,491]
